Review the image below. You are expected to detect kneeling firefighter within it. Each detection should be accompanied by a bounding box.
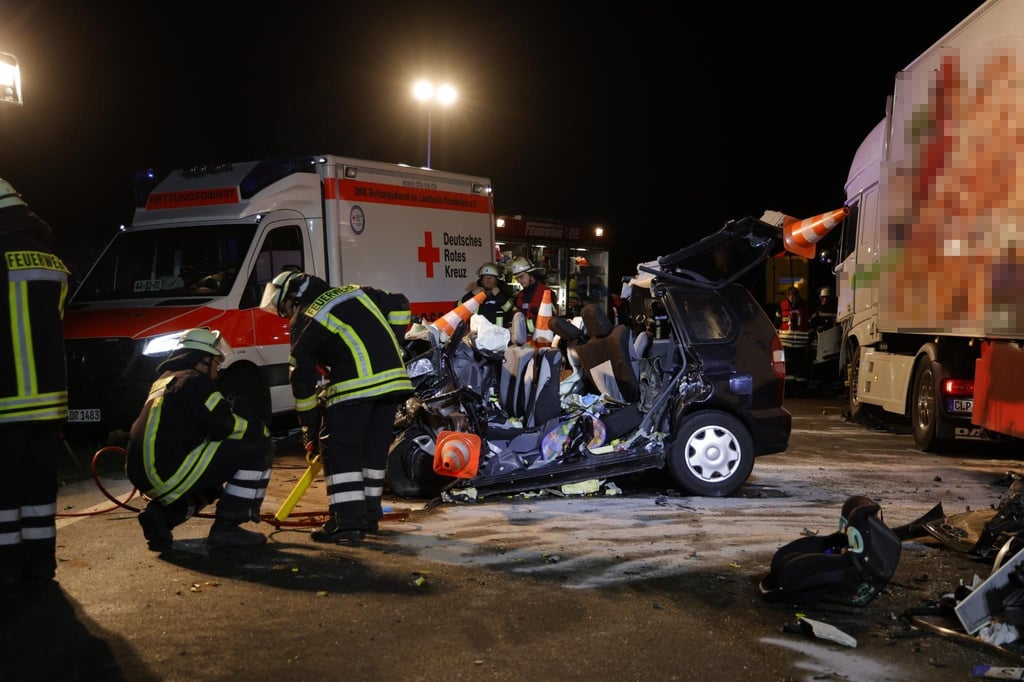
[125,328,274,551]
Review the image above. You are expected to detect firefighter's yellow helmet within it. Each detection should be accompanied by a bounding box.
[259,270,308,317]
[177,328,224,358]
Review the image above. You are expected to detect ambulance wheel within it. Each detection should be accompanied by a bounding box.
[667,410,754,497]
[911,358,948,453]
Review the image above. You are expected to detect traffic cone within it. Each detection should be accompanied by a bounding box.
[432,290,487,342]
[783,207,849,259]
[532,289,554,348]
[433,430,481,479]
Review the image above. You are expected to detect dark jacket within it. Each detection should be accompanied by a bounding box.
[127,358,267,504]
[0,205,69,425]
[461,284,513,327]
[289,278,414,423]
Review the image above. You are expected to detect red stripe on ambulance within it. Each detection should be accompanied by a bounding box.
[324,178,490,214]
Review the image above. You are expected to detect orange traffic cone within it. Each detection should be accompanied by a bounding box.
[433,430,481,478]
[783,207,849,259]
[432,291,487,342]
[532,289,554,348]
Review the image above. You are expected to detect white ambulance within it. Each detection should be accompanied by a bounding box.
[64,156,494,435]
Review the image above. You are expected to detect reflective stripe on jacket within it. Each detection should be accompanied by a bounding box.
[0,209,69,425]
[289,284,413,414]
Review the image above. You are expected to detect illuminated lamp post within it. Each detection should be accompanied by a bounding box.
[412,80,456,168]
[0,52,23,105]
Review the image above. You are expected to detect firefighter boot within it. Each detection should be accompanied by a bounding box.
[311,514,366,543]
[138,500,174,551]
[207,518,267,549]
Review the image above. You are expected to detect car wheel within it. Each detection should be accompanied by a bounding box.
[667,410,754,497]
[911,358,947,452]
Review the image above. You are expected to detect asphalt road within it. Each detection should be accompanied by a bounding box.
[5,398,1024,681]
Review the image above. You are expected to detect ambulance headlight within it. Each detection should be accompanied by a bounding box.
[143,331,186,356]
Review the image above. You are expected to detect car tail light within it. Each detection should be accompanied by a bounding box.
[943,378,973,398]
[771,335,786,380]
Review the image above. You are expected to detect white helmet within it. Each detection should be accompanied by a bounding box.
[818,287,833,298]
[259,270,308,317]
[477,262,502,278]
[176,328,224,358]
[509,256,538,277]
[0,178,26,210]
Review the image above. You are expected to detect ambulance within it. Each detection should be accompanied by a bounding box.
[63,156,494,435]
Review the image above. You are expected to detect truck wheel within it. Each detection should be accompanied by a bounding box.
[847,344,879,424]
[911,358,947,452]
[667,410,754,497]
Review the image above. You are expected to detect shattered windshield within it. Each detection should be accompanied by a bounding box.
[72,224,257,302]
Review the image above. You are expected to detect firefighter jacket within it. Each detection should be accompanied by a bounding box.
[289,282,414,423]
[127,365,268,505]
[0,206,69,425]
[461,284,513,327]
[776,297,810,349]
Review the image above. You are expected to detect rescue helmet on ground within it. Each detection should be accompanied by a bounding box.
[177,328,224,358]
[259,270,309,317]
[509,256,538,277]
[477,262,502,279]
[818,286,833,298]
[0,178,26,210]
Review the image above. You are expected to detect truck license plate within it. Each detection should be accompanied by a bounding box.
[949,399,973,414]
[67,409,102,423]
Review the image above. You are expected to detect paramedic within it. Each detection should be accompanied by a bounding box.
[776,286,811,388]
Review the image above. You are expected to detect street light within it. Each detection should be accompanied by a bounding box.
[412,80,456,168]
[0,52,22,106]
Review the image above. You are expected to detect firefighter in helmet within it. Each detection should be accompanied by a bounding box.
[510,256,555,337]
[126,328,274,551]
[0,178,69,588]
[260,270,413,543]
[460,261,512,327]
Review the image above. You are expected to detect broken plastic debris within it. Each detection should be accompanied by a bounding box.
[971,664,1024,679]
[561,479,601,495]
[795,617,857,648]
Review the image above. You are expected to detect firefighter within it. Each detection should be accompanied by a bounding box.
[0,179,69,589]
[260,271,413,543]
[510,256,556,337]
[775,286,811,388]
[461,261,512,327]
[125,328,273,551]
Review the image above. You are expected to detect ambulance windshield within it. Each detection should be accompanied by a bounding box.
[72,224,258,302]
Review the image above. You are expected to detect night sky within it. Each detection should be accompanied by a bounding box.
[0,1,989,283]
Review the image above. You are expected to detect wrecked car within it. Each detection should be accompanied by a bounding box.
[386,214,805,501]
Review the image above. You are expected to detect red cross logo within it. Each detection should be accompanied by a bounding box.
[418,230,440,278]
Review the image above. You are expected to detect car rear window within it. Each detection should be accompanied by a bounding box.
[680,291,734,342]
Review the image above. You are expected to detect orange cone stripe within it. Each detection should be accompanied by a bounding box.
[783,207,848,259]
[533,289,554,348]
[433,290,487,340]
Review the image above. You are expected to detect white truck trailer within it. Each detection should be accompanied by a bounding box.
[836,0,1024,450]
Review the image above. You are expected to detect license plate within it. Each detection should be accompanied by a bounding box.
[948,398,973,414]
[67,409,102,423]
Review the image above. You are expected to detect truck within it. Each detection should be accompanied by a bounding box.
[833,0,1024,451]
[63,155,494,437]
